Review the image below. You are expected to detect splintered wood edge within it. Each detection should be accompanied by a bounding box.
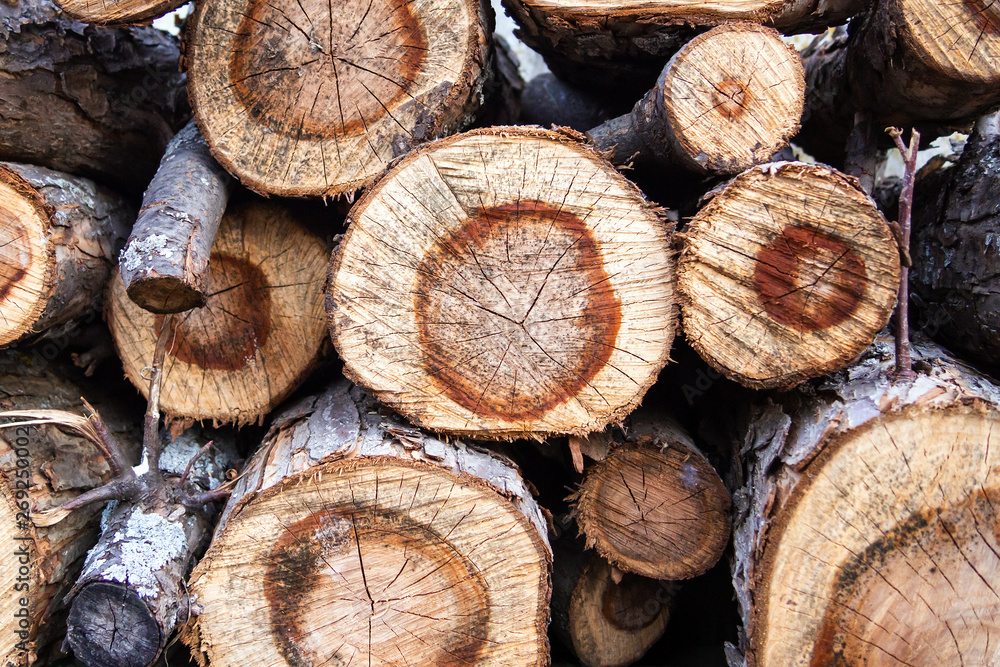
[574,440,731,580]
[0,168,54,347]
[676,162,900,390]
[328,126,676,439]
[183,457,552,667]
[663,23,804,174]
[753,403,1000,666]
[900,0,1000,83]
[56,0,189,24]
[185,0,490,197]
[107,201,329,425]
[515,0,784,27]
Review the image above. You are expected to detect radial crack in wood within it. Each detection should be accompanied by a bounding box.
[0,163,132,348]
[108,197,329,425]
[181,380,551,666]
[677,162,901,390]
[731,336,1000,666]
[327,127,676,438]
[185,0,492,197]
[56,0,189,25]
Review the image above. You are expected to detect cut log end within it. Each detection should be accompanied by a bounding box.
[755,405,1000,666]
[187,0,490,196]
[0,170,50,347]
[328,127,676,438]
[677,162,900,390]
[185,462,550,666]
[125,277,206,315]
[901,0,1000,84]
[108,198,328,425]
[66,582,160,667]
[662,24,804,173]
[55,0,188,24]
[574,418,730,580]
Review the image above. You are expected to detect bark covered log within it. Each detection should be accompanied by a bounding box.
[0,351,141,666]
[501,0,863,89]
[551,536,675,667]
[0,162,132,348]
[327,126,676,438]
[587,24,804,175]
[181,379,552,666]
[730,336,1000,666]
[184,0,494,197]
[108,195,329,426]
[910,113,1000,367]
[676,162,901,390]
[0,0,185,192]
[573,410,730,580]
[119,120,234,314]
[65,429,237,667]
[519,73,614,131]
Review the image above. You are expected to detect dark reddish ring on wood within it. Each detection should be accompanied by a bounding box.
[752,225,867,333]
[229,0,428,140]
[413,200,622,421]
[154,254,271,371]
[713,79,753,120]
[263,505,490,667]
[0,216,30,302]
[602,572,666,632]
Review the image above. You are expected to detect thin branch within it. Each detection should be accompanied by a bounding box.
[887,126,920,380]
[144,314,174,484]
[178,440,214,489]
[81,399,135,481]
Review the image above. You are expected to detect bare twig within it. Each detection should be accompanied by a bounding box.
[845,111,878,195]
[887,126,921,380]
[81,399,135,480]
[178,440,214,488]
[144,314,174,483]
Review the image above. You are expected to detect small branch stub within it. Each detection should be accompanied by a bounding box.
[887,125,920,380]
[677,162,901,390]
[327,127,676,438]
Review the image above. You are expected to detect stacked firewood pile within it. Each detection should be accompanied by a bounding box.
[1,0,1000,664]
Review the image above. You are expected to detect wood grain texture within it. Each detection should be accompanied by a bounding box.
[588,24,804,174]
[677,162,900,390]
[328,127,676,438]
[182,380,551,667]
[0,163,132,348]
[108,197,329,425]
[56,0,189,25]
[0,0,185,193]
[185,0,493,197]
[730,336,1000,666]
[0,351,141,666]
[573,411,730,580]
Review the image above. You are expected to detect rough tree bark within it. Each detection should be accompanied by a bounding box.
[0,350,141,666]
[676,162,901,390]
[586,24,804,175]
[519,73,615,131]
[65,428,237,667]
[729,335,1000,666]
[551,535,675,667]
[181,379,552,666]
[798,2,1000,164]
[0,162,132,348]
[119,120,234,314]
[910,112,1000,367]
[327,126,676,439]
[108,195,329,426]
[572,410,730,580]
[0,0,185,192]
[184,0,494,197]
[501,0,863,89]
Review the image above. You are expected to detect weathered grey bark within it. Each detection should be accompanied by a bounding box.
[729,336,1000,666]
[0,0,185,192]
[119,120,233,314]
[65,429,237,667]
[551,535,675,667]
[0,351,142,666]
[474,36,526,127]
[0,162,133,348]
[183,379,552,667]
[910,112,1000,367]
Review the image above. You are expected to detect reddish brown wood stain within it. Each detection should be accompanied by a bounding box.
[809,487,1000,666]
[229,0,427,139]
[713,79,752,120]
[0,216,28,302]
[752,225,867,333]
[154,254,270,371]
[414,200,622,422]
[263,505,489,666]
